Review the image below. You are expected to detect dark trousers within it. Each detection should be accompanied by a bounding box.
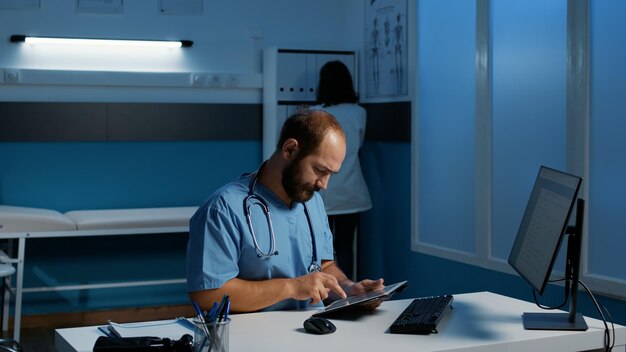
[328,213,360,280]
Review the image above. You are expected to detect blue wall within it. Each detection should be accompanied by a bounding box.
[0,141,260,211]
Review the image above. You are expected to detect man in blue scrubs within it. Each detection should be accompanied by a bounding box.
[187,109,384,312]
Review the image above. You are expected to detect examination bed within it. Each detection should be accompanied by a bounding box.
[0,204,197,341]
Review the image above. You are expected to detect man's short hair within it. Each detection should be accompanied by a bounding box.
[276,109,345,158]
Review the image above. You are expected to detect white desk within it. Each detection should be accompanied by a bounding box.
[55,291,626,352]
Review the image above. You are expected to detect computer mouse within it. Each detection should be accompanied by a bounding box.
[303,317,336,335]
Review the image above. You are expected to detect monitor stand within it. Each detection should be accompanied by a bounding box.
[523,312,588,331]
[523,198,588,331]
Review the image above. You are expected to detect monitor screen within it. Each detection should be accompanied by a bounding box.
[508,166,582,295]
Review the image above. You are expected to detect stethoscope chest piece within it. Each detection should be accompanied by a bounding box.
[308,262,322,273]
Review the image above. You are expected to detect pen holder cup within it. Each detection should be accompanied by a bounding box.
[193,317,230,352]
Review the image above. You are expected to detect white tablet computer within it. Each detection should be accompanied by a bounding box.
[312,280,408,317]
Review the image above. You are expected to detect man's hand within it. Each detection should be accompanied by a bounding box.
[290,272,347,305]
[345,278,385,296]
[346,278,385,310]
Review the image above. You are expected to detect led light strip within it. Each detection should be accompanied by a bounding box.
[10,35,193,48]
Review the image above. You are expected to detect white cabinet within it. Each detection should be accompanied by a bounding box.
[263,47,357,159]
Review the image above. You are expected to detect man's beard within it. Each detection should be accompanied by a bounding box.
[282,159,319,203]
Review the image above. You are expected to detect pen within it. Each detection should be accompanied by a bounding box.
[192,301,203,319]
[214,294,229,322]
[207,302,219,322]
[219,299,230,322]
[193,301,211,336]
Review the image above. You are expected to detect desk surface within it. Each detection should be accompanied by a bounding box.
[55,291,626,352]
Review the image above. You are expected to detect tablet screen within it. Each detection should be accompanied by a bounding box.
[313,280,408,317]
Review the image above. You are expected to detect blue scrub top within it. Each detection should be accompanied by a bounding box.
[187,172,334,311]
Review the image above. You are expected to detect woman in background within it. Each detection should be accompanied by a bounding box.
[312,60,372,280]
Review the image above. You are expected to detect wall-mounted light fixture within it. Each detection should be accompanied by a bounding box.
[10,35,193,48]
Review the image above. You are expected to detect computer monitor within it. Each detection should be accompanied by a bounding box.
[508,166,587,330]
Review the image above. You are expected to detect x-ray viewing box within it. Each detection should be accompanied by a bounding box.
[0,205,197,341]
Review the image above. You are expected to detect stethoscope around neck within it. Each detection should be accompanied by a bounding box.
[243,162,322,274]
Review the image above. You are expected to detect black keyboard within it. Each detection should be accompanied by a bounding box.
[389,295,454,334]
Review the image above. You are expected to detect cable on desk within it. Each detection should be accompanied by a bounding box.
[578,280,614,352]
[532,278,615,352]
[532,278,568,310]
